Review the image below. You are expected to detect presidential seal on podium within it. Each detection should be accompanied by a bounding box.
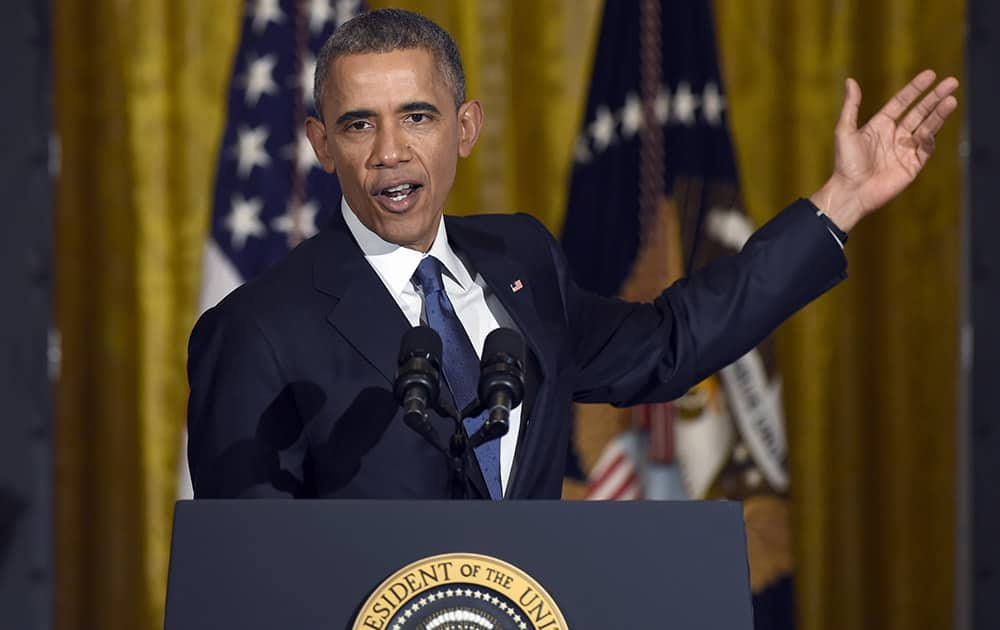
[353,552,568,630]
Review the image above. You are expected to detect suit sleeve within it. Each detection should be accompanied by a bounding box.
[186,301,305,498]
[540,198,847,406]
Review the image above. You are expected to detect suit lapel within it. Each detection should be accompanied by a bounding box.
[313,213,492,500]
[312,212,410,385]
[445,216,556,386]
[446,216,559,499]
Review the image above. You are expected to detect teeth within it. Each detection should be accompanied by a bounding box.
[382,183,417,203]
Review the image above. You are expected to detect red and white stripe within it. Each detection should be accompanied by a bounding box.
[586,434,642,500]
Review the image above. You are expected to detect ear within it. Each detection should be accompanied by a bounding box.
[305,116,336,173]
[456,100,484,158]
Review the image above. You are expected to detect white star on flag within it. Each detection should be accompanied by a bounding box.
[702,81,725,125]
[225,195,266,249]
[335,0,362,27]
[672,81,700,126]
[283,132,320,175]
[299,53,317,107]
[620,92,643,138]
[271,201,320,244]
[308,0,334,33]
[252,0,285,33]
[234,125,271,177]
[705,206,755,250]
[589,105,617,152]
[243,54,278,106]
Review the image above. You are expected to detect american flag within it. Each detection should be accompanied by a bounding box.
[200,0,363,312]
[585,433,641,501]
[178,0,364,499]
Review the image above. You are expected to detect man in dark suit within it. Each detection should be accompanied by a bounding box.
[186,9,957,500]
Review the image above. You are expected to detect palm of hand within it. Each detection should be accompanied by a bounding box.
[827,71,959,222]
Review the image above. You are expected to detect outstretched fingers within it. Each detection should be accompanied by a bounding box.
[876,69,937,121]
[923,93,959,136]
[913,95,958,162]
[900,76,960,133]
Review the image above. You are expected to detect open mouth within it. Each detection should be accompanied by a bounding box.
[378,183,422,203]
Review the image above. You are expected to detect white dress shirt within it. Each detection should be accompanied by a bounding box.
[341,199,522,493]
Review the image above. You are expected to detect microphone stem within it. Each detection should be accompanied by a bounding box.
[449,429,468,500]
[436,401,469,500]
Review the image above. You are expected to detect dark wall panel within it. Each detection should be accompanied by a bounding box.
[0,1,53,629]
[964,2,1000,630]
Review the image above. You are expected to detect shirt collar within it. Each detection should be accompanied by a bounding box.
[341,198,472,297]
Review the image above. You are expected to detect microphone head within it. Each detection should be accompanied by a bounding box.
[481,327,524,368]
[398,325,443,366]
[479,328,525,408]
[395,326,443,407]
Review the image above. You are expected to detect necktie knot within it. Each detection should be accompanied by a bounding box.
[414,256,446,296]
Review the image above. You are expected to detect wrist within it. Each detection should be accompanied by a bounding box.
[808,175,864,232]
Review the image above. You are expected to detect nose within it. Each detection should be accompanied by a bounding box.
[368,123,411,168]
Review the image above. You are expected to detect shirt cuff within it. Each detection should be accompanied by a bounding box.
[815,210,847,248]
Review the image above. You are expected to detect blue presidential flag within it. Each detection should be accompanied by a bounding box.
[562,2,796,628]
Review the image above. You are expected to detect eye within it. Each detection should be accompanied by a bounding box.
[347,120,372,131]
[406,113,429,124]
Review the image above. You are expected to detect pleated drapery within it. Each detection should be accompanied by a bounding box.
[52,2,961,629]
[715,1,962,629]
[53,2,241,628]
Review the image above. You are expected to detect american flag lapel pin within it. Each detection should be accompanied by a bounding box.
[510,278,524,293]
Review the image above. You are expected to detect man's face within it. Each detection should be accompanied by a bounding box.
[306,48,482,252]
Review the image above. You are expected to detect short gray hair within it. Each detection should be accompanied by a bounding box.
[313,8,466,120]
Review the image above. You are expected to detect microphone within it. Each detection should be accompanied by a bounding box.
[469,328,525,449]
[394,326,445,450]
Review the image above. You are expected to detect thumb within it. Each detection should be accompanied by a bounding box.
[836,77,862,133]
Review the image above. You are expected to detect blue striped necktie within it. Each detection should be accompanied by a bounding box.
[412,256,502,500]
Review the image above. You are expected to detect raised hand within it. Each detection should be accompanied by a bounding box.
[809,70,959,232]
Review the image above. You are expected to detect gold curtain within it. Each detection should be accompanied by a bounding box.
[54,2,601,629]
[372,0,604,232]
[714,1,962,629]
[53,2,240,629]
[53,2,961,630]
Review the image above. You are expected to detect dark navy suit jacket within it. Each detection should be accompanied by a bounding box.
[186,199,846,499]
